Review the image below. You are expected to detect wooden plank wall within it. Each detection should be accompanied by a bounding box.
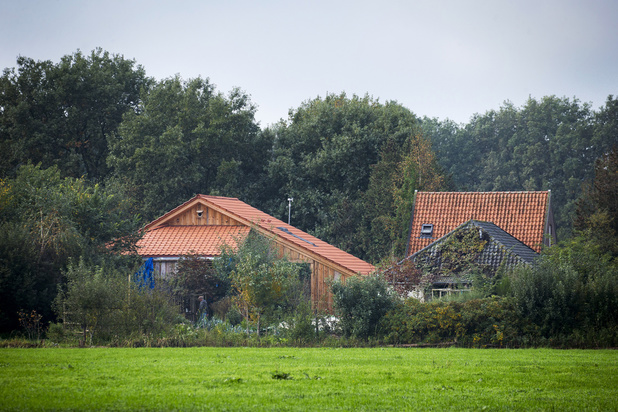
[153,261,177,279]
[274,241,348,312]
[167,205,243,226]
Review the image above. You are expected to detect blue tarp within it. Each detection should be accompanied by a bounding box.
[135,258,155,289]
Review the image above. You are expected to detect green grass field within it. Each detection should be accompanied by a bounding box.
[1,347,616,411]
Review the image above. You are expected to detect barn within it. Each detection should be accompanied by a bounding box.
[135,195,375,311]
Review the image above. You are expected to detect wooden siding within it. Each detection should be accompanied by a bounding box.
[273,240,353,312]
[153,260,177,279]
[167,204,243,226]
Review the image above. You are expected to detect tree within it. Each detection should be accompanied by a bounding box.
[360,131,448,262]
[262,93,444,262]
[0,164,141,332]
[170,252,231,311]
[0,49,150,181]
[573,147,618,258]
[108,76,267,220]
[214,232,303,335]
[423,96,616,239]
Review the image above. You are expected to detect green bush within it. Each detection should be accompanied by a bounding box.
[509,237,618,342]
[284,300,320,344]
[332,275,395,339]
[381,296,535,347]
[53,258,179,345]
[46,322,75,344]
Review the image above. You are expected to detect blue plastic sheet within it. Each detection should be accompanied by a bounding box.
[135,257,155,289]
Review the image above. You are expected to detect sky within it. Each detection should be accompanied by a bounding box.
[1,0,617,128]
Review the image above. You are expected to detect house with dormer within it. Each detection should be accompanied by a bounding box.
[393,191,556,300]
[135,195,375,311]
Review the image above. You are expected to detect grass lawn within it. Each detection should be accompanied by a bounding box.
[0,347,616,411]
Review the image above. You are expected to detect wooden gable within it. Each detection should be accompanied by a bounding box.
[148,201,243,228]
[138,195,375,311]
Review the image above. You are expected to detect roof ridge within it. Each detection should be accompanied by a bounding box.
[197,194,239,200]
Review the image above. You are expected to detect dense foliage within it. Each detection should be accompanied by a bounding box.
[573,146,618,257]
[0,49,150,181]
[0,164,140,332]
[422,95,618,239]
[331,275,395,339]
[107,76,269,220]
[214,232,306,335]
[381,297,530,347]
[509,236,618,345]
[53,258,180,346]
[262,94,448,262]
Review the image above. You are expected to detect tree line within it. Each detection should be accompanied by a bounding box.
[1,48,616,333]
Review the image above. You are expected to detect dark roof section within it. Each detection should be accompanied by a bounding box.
[277,227,317,247]
[472,220,538,265]
[409,219,539,270]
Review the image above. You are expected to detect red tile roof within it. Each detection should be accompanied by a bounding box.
[137,225,250,258]
[141,195,375,275]
[407,191,551,255]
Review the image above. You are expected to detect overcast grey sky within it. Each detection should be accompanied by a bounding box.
[2,0,616,128]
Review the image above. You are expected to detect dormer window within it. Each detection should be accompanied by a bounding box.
[420,224,434,238]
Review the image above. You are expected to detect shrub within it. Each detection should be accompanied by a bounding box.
[331,275,395,339]
[381,296,534,347]
[509,238,618,342]
[53,258,179,345]
[215,232,305,335]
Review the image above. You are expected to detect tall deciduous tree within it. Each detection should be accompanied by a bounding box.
[574,147,618,258]
[262,93,446,262]
[0,164,140,331]
[108,76,268,220]
[361,132,448,262]
[0,49,150,181]
[422,96,616,239]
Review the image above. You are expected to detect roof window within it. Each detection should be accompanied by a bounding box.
[277,227,317,247]
[420,224,434,238]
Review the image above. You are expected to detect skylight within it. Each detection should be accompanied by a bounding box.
[420,224,434,238]
[277,227,317,247]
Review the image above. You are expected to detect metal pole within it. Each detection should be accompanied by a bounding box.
[287,197,293,225]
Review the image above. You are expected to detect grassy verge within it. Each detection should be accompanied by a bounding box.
[0,347,616,411]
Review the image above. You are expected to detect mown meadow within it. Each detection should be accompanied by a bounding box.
[1,347,616,411]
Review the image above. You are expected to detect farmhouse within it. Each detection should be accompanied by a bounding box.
[407,219,539,300]
[393,191,556,300]
[135,195,375,311]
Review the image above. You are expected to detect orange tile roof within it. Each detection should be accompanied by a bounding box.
[407,191,551,255]
[137,225,250,258]
[142,195,375,275]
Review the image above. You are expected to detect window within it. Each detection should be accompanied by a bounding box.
[420,224,434,238]
[277,227,317,247]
